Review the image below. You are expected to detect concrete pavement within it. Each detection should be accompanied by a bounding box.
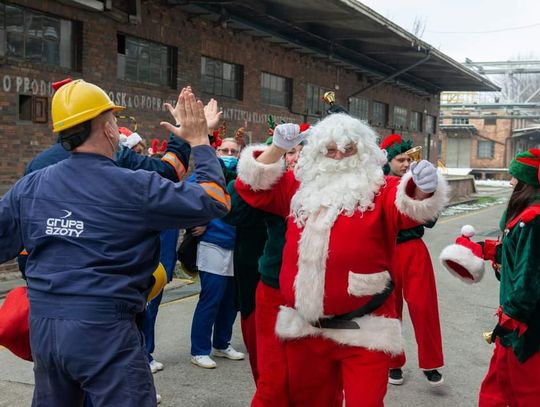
[0,202,508,406]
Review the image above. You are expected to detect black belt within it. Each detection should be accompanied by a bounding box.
[311,280,394,330]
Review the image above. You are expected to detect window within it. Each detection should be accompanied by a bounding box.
[372,101,388,126]
[201,56,243,99]
[477,140,495,159]
[0,2,80,69]
[484,116,497,126]
[18,95,32,121]
[261,72,291,108]
[393,106,407,128]
[348,97,369,121]
[452,117,469,125]
[305,84,329,116]
[117,34,177,88]
[426,115,437,134]
[410,111,422,132]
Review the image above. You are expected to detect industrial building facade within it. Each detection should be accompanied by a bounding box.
[0,0,496,274]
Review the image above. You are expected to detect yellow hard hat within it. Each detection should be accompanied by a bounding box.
[148,263,167,302]
[51,79,124,133]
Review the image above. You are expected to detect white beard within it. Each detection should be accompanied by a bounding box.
[291,154,386,227]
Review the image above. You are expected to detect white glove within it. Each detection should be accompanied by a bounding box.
[410,160,438,193]
[272,123,309,150]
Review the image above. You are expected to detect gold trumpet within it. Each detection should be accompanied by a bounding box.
[405,145,423,162]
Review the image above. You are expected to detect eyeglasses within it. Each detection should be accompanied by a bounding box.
[217,148,239,155]
[325,145,357,159]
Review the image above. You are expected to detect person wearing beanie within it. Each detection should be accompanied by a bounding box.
[235,116,448,406]
[476,148,540,406]
[380,134,445,386]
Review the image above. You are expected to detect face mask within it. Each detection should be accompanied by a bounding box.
[221,155,238,170]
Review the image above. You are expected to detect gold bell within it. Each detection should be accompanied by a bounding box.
[483,331,493,344]
[405,145,423,162]
[322,91,336,105]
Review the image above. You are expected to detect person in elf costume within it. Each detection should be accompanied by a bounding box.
[440,148,540,407]
[380,134,444,386]
[235,113,449,406]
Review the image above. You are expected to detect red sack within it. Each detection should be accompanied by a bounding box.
[0,286,32,361]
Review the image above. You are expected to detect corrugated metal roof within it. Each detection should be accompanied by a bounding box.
[165,0,499,94]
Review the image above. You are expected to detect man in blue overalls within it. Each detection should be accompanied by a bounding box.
[0,80,230,407]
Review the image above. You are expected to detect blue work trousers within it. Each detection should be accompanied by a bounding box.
[190,271,237,356]
[29,292,156,407]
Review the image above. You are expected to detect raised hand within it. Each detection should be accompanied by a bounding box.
[272,123,310,150]
[204,98,222,132]
[411,160,438,193]
[164,86,192,126]
[160,90,209,147]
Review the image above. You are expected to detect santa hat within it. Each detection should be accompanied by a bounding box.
[0,287,32,361]
[380,134,413,162]
[508,148,540,187]
[118,127,143,149]
[439,225,485,284]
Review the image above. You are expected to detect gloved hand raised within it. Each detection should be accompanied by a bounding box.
[272,123,309,150]
[410,160,438,194]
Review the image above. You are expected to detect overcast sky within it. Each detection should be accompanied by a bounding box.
[360,0,540,63]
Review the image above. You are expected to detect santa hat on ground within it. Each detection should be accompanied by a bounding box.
[508,148,540,186]
[0,287,32,361]
[440,225,485,284]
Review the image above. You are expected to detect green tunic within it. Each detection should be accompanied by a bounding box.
[499,209,540,362]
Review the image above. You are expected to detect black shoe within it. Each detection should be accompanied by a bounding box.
[423,369,444,386]
[388,368,404,385]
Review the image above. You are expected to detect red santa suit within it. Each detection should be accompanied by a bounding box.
[236,144,448,407]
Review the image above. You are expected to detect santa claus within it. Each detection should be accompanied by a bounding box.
[235,113,449,406]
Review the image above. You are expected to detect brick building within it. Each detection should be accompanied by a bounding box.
[439,102,540,179]
[0,0,496,275]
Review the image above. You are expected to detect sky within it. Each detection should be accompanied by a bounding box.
[360,0,540,63]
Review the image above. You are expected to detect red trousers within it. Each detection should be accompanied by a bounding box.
[251,282,290,407]
[286,336,389,407]
[241,312,258,383]
[479,340,540,407]
[389,238,444,370]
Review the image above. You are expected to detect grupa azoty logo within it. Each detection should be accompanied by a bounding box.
[45,209,84,237]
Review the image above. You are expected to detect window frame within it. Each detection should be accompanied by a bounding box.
[0,1,81,70]
[117,33,177,89]
[260,72,291,108]
[371,101,389,127]
[201,56,243,100]
[305,83,329,116]
[393,105,408,129]
[348,96,369,121]
[477,140,495,159]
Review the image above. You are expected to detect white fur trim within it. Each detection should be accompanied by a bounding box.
[461,225,476,238]
[347,270,391,297]
[439,244,485,284]
[123,133,143,149]
[294,209,332,322]
[237,144,284,191]
[275,306,403,355]
[395,172,449,223]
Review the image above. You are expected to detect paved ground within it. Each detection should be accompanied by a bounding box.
[0,199,509,407]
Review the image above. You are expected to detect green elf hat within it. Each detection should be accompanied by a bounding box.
[380,134,413,162]
[508,148,540,186]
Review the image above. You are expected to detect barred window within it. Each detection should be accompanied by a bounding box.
[306,84,329,116]
[393,106,407,128]
[201,56,243,99]
[348,97,369,121]
[477,140,495,159]
[452,117,469,125]
[117,34,177,88]
[410,111,422,132]
[261,72,291,108]
[372,101,388,126]
[0,2,80,69]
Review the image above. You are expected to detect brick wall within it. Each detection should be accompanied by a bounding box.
[0,0,442,275]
